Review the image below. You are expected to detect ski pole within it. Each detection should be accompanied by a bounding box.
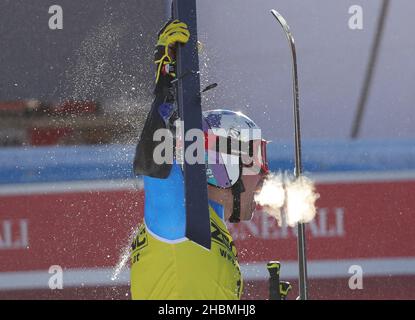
[267,261,281,300]
[267,261,293,300]
[270,9,309,300]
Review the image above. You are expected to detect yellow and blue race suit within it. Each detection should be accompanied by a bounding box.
[130,164,243,300]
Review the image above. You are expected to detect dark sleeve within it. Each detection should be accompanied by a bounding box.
[133,76,176,178]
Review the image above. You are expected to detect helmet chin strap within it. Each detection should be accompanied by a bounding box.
[229,160,245,223]
[229,178,245,223]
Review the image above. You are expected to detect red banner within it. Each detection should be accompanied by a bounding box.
[0,190,142,272]
[231,181,415,262]
[1,180,414,276]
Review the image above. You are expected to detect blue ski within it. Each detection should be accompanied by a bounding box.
[172,0,211,249]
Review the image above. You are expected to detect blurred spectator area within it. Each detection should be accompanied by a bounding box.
[0,100,139,146]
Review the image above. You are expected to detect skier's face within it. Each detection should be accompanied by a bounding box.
[207,172,266,222]
[239,173,267,221]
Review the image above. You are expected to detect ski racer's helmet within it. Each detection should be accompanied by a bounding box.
[202,109,269,223]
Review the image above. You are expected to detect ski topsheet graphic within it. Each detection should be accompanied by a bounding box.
[172,0,211,249]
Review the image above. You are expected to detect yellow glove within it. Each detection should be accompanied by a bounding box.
[154,20,190,84]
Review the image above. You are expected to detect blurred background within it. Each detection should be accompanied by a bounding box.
[0,0,414,299]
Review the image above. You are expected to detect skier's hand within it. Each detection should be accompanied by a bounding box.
[154,19,190,84]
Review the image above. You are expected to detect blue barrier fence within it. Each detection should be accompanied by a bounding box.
[0,140,414,184]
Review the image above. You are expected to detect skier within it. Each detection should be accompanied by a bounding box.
[131,19,269,300]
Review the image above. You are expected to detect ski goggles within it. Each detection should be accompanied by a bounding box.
[241,138,269,176]
[204,133,269,188]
